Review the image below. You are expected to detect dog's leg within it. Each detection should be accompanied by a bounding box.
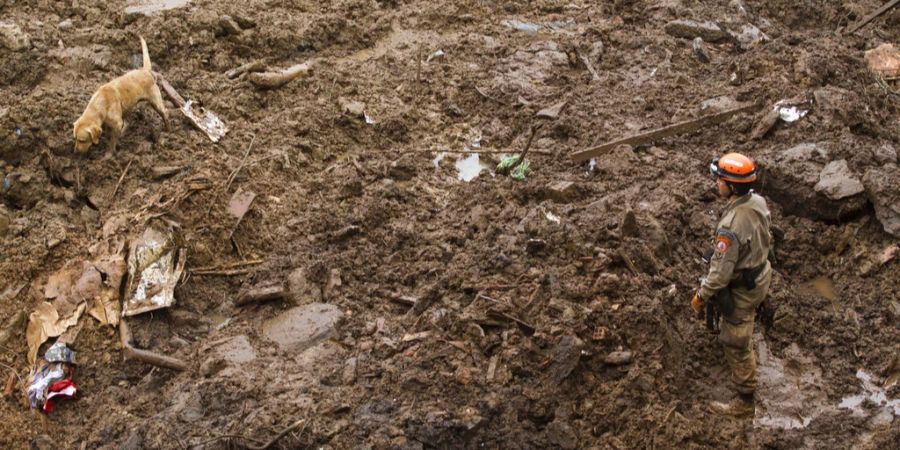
[107,116,124,152]
[149,85,170,131]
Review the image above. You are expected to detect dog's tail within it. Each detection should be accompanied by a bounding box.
[140,36,151,71]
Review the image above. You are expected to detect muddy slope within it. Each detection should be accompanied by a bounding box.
[1,1,899,449]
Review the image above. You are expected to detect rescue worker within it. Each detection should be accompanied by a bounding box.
[691,152,773,417]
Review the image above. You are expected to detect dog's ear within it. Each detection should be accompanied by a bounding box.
[89,125,101,144]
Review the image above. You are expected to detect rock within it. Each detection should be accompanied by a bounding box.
[547,180,577,203]
[262,303,344,351]
[340,99,366,117]
[873,143,897,164]
[813,86,864,128]
[215,335,257,365]
[495,41,568,96]
[620,207,638,237]
[701,96,739,112]
[664,20,727,42]
[879,244,899,265]
[727,24,769,50]
[547,334,583,382]
[57,19,73,30]
[692,37,710,63]
[287,267,323,304]
[536,101,567,119]
[218,15,242,36]
[0,21,30,51]
[546,418,578,450]
[864,43,900,79]
[604,350,633,365]
[815,160,864,200]
[199,357,227,377]
[119,429,143,450]
[589,40,604,63]
[762,143,867,221]
[342,356,358,385]
[178,395,204,423]
[863,164,900,237]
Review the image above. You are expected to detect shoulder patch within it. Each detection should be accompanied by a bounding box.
[715,229,738,254]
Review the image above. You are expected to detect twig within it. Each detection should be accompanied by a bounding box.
[474,86,506,105]
[499,124,542,175]
[111,158,134,201]
[119,319,188,371]
[577,50,601,81]
[370,148,553,155]
[248,62,313,89]
[248,419,305,450]
[190,268,254,276]
[235,285,285,306]
[845,0,900,34]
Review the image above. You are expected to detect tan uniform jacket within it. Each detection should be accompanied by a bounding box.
[700,193,772,301]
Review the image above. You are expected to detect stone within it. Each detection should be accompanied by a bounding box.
[873,143,897,165]
[546,418,578,450]
[813,86,864,128]
[701,96,739,113]
[57,19,73,30]
[728,24,769,50]
[863,164,900,237]
[604,350,633,365]
[0,21,30,51]
[692,37,710,63]
[547,335,583,382]
[262,303,343,351]
[864,43,900,79]
[341,99,366,117]
[215,335,256,364]
[664,20,727,42]
[218,15,242,35]
[814,160,864,200]
[762,143,867,221]
[589,40,604,63]
[287,267,323,304]
[536,101,567,119]
[547,180,577,203]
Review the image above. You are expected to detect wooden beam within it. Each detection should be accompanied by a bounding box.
[845,0,900,34]
[570,103,759,162]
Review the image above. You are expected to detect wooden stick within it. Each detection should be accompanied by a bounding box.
[845,0,900,34]
[247,62,313,89]
[388,294,418,307]
[248,419,305,450]
[119,319,188,371]
[225,60,266,79]
[155,73,187,107]
[235,285,285,306]
[571,103,759,162]
[578,50,601,81]
[190,268,254,276]
[111,158,133,200]
[2,371,14,397]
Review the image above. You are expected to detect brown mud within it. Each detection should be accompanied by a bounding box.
[1,1,899,449]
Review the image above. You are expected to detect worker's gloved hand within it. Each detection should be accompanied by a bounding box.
[691,291,704,316]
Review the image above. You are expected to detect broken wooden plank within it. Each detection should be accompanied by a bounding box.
[119,319,188,371]
[247,61,313,89]
[845,0,900,34]
[235,285,286,306]
[571,103,759,162]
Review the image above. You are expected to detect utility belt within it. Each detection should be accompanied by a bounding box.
[705,262,767,330]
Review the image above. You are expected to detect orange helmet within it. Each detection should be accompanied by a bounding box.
[709,152,757,183]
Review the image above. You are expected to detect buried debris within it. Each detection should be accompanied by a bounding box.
[25,342,77,413]
[236,283,286,306]
[865,43,900,79]
[155,72,229,143]
[225,60,266,79]
[123,225,186,317]
[119,318,188,371]
[247,61,314,89]
[844,0,900,35]
[571,103,758,162]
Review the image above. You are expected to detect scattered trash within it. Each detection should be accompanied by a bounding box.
[182,100,229,142]
[864,43,900,79]
[774,98,809,122]
[432,152,446,169]
[496,155,530,181]
[426,49,445,63]
[123,225,186,316]
[26,343,77,413]
[228,188,256,220]
[27,297,85,365]
[879,244,899,265]
[544,211,561,224]
[364,111,375,124]
[588,158,597,172]
[156,73,229,143]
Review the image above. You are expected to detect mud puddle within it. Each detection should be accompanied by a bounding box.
[754,339,832,430]
[839,369,900,423]
[798,276,838,311]
[455,154,490,182]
